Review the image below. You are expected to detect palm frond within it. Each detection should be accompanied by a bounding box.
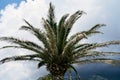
[86,51,120,56]
[57,14,69,53]
[69,24,105,41]
[48,2,55,23]
[57,14,69,36]
[47,3,57,35]
[38,61,46,68]
[42,18,58,55]
[64,11,85,41]
[0,54,40,64]
[84,24,106,36]
[20,26,31,31]
[20,21,51,51]
[23,19,35,29]
[85,41,120,51]
[68,32,87,41]
[74,43,91,49]
[0,45,23,49]
[0,37,43,54]
[74,41,120,55]
[73,43,96,54]
[89,24,106,32]
[62,33,87,55]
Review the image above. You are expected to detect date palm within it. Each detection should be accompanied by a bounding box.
[0,3,120,80]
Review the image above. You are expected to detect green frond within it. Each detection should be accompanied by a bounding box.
[57,14,69,35]
[38,61,46,68]
[0,54,40,64]
[84,24,106,36]
[0,46,23,49]
[62,33,87,55]
[48,2,55,23]
[57,14,69,54]
[85,41,120,51]
[73,43,96,54]
[23,19,34,29]
[70,24,105,42]
[89,24,106,32]
[68,32,87,41]
[65,10,85,29]
[47,3,57,35]
[74,41,120,55]
[86,31,104,35]
[64,11,85,41]
[20,22,51,51]
[74,43,91,49]
[0,37,43,54]
[0,37,19,42]
[42,18,58,55]
[20,26,31,31]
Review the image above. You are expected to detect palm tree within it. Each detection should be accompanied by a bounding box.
[0,3,120,80]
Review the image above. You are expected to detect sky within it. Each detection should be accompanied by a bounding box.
[0,0,120,80]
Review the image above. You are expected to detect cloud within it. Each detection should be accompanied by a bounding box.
[0,0,120,80]
[0,0,48,80]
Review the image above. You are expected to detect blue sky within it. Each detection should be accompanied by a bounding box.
[0,0,26,10]
[0,0,120,80]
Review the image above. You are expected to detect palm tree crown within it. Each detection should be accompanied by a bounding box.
[0,3,120,80]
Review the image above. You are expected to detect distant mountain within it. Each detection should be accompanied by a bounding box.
[65,63,120,80]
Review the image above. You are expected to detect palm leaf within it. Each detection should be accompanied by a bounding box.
[57,14,69,54]
[0,46,23,49]
[64,11,85,42]
[0,37,43,54]
[84,24,106,36]
[68,32,87,41]
[38,61,46,68]
[0,54,40,64]
[74,41,120,55]
[46,3,57,35]
[62,33,87,55]
[20,21,50,51]
[85,41,120,51]
[89,24,106,32]
[73,43,96,54]
[42,18,58,55]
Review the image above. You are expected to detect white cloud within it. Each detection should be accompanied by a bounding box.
[0,0,119,80]
[0,0,48,37]
[0,0,48,80]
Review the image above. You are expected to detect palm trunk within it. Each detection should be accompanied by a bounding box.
[47,63,68,80]
[52,75,64,80]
